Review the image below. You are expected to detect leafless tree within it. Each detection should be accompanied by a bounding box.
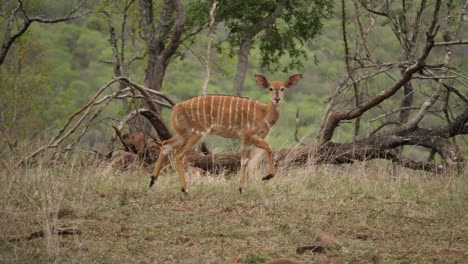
[18,77,175,166]
[316,0,467,171]
[101,0,149,133]
[101,0,142,81]
[201,0,218,95]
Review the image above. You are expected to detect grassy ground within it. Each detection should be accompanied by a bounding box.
[0,157,467,263]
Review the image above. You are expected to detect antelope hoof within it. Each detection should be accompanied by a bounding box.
[149,176,157,188]
[262,174,274,181]
[239,187,244,194]
[181,188,188,194]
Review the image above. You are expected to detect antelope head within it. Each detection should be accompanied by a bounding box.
[255,73,303,104]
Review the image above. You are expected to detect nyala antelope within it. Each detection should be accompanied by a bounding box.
[150,73,302,193]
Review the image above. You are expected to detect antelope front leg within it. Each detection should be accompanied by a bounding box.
[150,136,184,188]
[239,144,252,193]
[249,135,275,181]
[174,134,201,193]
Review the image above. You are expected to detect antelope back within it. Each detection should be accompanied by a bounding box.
[171,95,267,138]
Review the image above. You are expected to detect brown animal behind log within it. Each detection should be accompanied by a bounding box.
[121,132,161,165]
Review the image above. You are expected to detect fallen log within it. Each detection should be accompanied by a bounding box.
[185,139,446,174]
[113,122,462,174]
[186,147,311,174]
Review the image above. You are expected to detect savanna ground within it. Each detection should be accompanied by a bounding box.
[0,153,467,264]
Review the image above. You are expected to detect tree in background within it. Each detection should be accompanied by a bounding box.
[210,0,333,95]
[131,0,211,139]
[0,0,89,155]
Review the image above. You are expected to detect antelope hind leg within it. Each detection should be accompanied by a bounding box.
[239,145,252,193]
[249,136,275,181]
[150,135,184,188]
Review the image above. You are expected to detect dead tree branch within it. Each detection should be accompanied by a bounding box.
[17,77,176,167]
[294,108,306,146]
[201,0,217,95]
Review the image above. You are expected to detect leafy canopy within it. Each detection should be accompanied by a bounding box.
[190,0,334,72]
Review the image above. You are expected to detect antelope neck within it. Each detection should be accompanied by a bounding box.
[266,102,281,127]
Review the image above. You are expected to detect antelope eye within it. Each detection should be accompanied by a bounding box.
[280,88,284,91]
[269,88,273,91]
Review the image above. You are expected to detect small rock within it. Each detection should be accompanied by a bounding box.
[144,235,156,241]
[314,231,341,247]
[355,233,369,240]
[296,231,341,255]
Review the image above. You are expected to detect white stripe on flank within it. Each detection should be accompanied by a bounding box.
[210,96,214,125]
[196,97,201,123]
[218,96,225,126]
[228,97,233,125]
[252,101,259,129]
[246,100,251,128]
[190,98,195,121]
[240,98,245,129]
[202,96,206,129]
[183,102,191,122]
[234,97,240,127]
[215,96,220,126]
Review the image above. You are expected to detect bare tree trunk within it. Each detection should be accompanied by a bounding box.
[399,81,414,124]
[233,38,253,96]
[341,0,361,141]
[137,0,185,139]
[231,0,286,96]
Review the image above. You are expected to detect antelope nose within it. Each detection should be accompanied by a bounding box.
[274,98,280,103]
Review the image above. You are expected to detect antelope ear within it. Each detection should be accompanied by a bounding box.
[285,73,302,88]
[255,74,270,89]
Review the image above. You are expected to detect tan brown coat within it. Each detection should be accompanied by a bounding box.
[150,74,302,193]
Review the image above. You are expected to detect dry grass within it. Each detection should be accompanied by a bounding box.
[0,155,467,263]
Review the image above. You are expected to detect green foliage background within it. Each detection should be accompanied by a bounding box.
[0,0,466,155]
